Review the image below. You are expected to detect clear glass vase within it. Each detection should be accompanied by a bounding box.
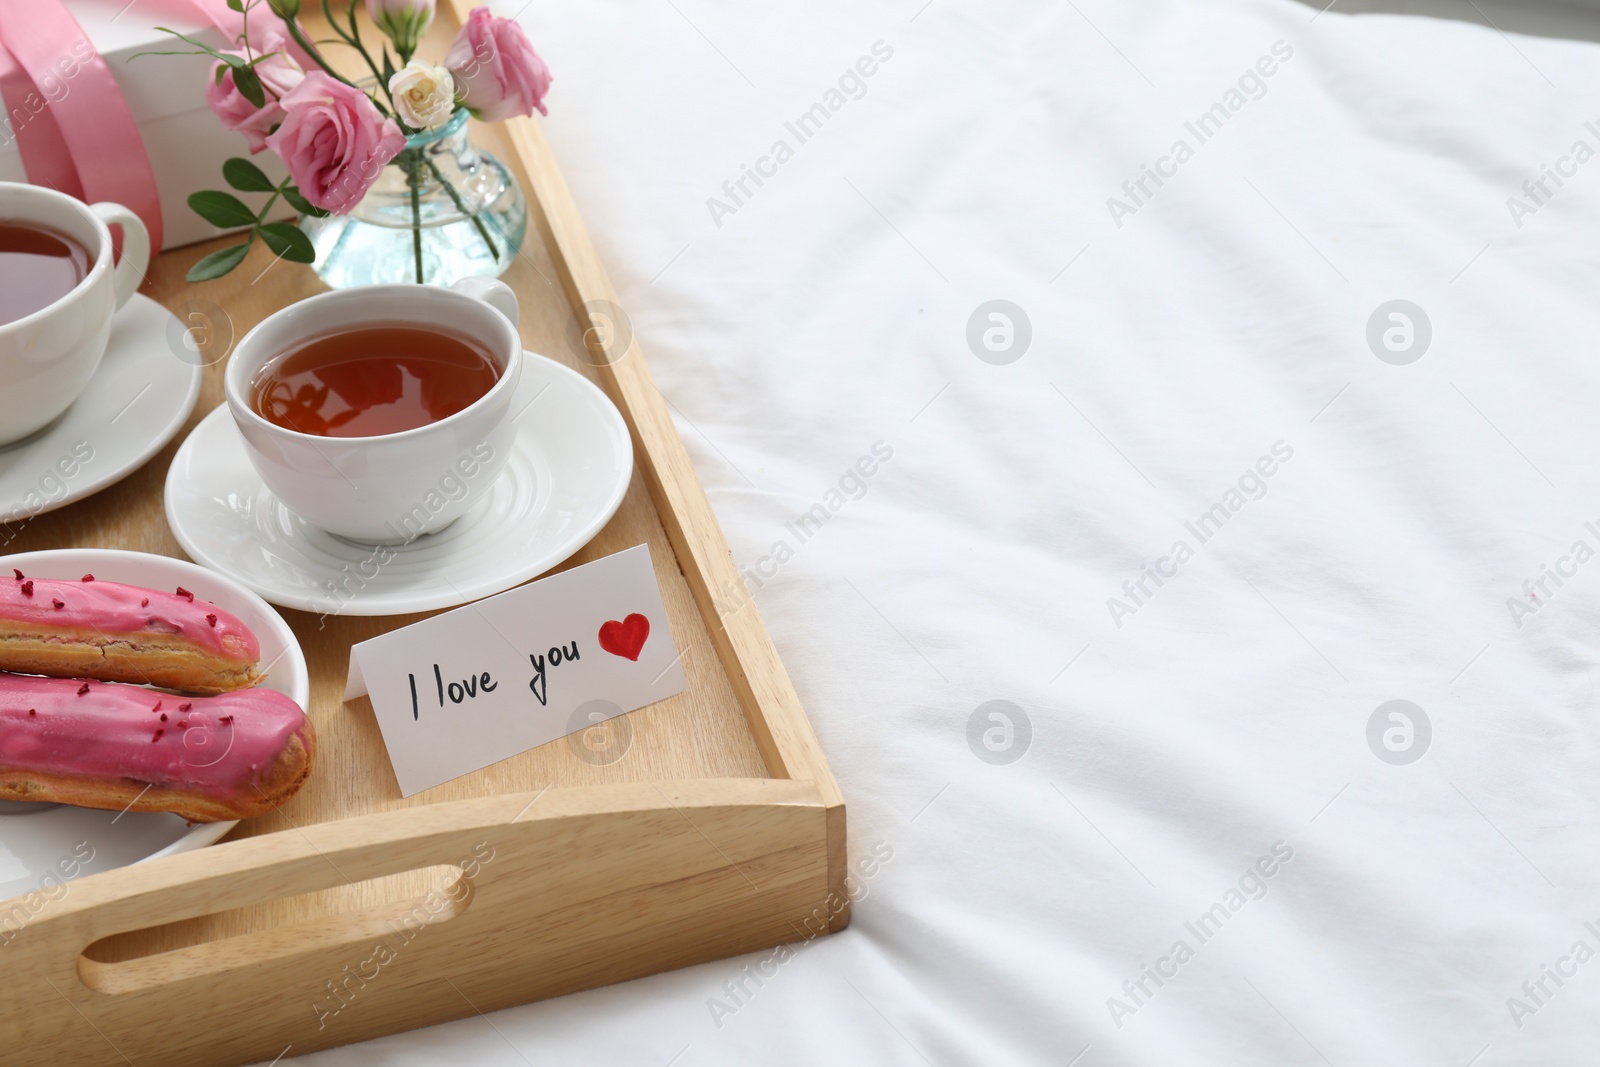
[301,110,527,289]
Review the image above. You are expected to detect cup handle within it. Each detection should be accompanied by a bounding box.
[451,276,519,329]
[90,203,151,312]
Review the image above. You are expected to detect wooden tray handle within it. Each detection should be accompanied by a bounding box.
[13,779,825,1004]
[78,859,482,996]
[71,794,522,943]
[67,792,536,996]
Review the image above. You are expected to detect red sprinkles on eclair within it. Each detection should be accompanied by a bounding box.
[0,574,262,693]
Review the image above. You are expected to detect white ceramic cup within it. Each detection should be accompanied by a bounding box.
[224,278,523,543]
[0,182,150,445]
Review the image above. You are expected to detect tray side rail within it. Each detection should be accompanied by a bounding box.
[468,37,851,920]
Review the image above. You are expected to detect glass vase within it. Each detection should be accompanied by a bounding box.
[301,110,527,289]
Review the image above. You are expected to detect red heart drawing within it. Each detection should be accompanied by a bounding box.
[598,613,650,661]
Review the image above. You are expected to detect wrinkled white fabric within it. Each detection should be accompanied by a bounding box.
[290,0,1600,1063]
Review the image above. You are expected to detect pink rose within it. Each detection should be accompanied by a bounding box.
[266,73,405,214]
[444,7,551,122]
[204,29,306,154]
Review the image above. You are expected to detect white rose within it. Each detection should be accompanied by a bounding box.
[389,61,456,131]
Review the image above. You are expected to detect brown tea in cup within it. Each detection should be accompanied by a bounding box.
[251,324,501,438]
[0,221,90,326]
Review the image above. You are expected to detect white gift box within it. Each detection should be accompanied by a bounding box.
[0,0,291,250]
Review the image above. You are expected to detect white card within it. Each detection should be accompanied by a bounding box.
[345,544,686,796]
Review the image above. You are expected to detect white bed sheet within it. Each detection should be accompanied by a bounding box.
[288,0,1600,1062]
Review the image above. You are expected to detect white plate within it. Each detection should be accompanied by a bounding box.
[0,549,309,901]
[164,350,633,615]
[0,295,201,523]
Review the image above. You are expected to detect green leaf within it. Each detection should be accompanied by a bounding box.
[381,48,396,87]
[231,65,266,108]
[257,222,316,263]
[226,0,245,10]
[222,158,275,193]
[188,190,258,228]
[128,48,218,62]
[186,243,251,282]
[282,187,330,218]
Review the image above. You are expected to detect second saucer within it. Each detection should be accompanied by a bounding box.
[0,294,200,523]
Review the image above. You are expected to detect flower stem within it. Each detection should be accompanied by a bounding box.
[344,2,400,116]
[408,151,423,284]
[321,0,355,46]
[276,12,358,89]
[420,154,500,260]
[258,185,284,222]
[318,0,388,115]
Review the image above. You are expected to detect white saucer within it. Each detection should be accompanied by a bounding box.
[0,549,309,901]
[164,350,633,616]
[0,295,201,524]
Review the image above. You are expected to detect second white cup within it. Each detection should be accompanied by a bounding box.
[0,181,150,445]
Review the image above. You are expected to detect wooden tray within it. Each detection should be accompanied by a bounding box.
[0,5,845,1063]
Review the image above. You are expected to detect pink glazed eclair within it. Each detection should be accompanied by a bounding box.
[0,675,314,822]
[0,572,261,694]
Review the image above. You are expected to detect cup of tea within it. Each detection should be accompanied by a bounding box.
[223,279,523,543]
[0,182,151,445]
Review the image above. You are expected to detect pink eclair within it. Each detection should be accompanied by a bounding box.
[0,674,314,822]
[0,572,261,694]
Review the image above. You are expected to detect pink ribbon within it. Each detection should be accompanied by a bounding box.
[0,0,248,252]
[0,33,82,199]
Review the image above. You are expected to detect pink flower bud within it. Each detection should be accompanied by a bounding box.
[367,0,436,55]
[444,7,551,122]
